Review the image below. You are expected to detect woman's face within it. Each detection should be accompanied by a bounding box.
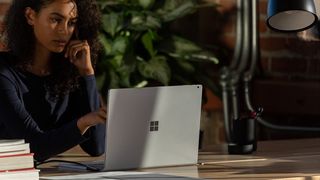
[26,0,78,53]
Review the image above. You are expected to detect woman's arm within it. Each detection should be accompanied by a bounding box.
[69,75,106,156]
[0,74,87,161]
[65,39,106,156]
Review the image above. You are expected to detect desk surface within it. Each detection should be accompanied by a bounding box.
[39,138,320,180]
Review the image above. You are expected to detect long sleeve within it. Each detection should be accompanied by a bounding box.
[0,73,87,161]
[0,55,105,161]
[68,75,105,157]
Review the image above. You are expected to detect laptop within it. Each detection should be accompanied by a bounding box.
[63,85,203,171]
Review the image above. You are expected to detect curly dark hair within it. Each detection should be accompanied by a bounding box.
[4,0,102,99]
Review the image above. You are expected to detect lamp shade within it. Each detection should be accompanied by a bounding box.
[267,0,318,32]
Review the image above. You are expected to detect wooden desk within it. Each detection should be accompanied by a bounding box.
[39,138,320,180]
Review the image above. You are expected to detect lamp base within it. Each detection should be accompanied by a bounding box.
[228,142,257,154]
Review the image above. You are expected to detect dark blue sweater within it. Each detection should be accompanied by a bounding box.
[0,52,105,161]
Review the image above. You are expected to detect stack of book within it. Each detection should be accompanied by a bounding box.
[0,139,39,180]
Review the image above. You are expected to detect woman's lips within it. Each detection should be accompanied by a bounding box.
[53,40,67,46]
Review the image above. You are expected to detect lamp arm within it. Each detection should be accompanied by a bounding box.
[220,0,246,142]
[236,0,252,73]
[229,0,244,70]
[243,0,320,132]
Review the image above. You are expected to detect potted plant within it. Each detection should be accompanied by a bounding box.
[95,0,221,98]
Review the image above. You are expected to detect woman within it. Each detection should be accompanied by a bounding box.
[0,0,106,161]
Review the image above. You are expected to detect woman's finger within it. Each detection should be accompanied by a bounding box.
[100,106,107,113]
[69,45,83,61]
[64,40,85,58]
[64,40,76,58]
[97,110,107,123]
[69,44,89,63]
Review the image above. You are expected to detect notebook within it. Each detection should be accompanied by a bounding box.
[63,85,203,171]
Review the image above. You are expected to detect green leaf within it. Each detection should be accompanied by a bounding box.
[176,60,195,73]
[112,36,128,54]
[158,36,201,54]
[138,56,171,85]
[128,12,161,31]
[159,0,197,22]
[171,35,202,53]
[117,65,132,87]
[102,13,123,37]
[108,68,120,89]
[158,36,219,64]
[141,30,156,57]
[128,13,149,31]
[189,53,219,64]
[131,13,144,25]
[109,55,124,70]
[134,80,148,87]
[161,0,194,11]
[138,0,155,9]
[98,34,112,55]
[167,52,219,64]
[145,15,161,29]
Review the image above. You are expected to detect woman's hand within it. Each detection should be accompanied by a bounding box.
[64,40,94,76]
[77,107,107,135]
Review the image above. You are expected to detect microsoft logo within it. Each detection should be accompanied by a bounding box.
[149,121,159,132]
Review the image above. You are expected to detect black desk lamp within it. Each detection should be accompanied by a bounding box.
[260,0,320,131]
[220,0,320,155]
[267,0,318,32]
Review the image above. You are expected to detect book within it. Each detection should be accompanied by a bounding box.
[0,153,35,171]
[0,143,30,153]
[0,168,39,180]
[0,139,38,179]
[0,148,30,156]
[0,139,30,155]
[0,139,25,147]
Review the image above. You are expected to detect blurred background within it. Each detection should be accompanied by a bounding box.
[1,0,320,150]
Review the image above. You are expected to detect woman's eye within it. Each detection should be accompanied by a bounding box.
[68,21,77,27]
[51,18,61,23]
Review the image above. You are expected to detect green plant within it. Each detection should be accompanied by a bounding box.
[96,0,221,96]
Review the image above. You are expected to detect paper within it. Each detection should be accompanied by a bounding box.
[40,171,202,180]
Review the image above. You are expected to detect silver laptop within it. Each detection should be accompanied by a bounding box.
[61,85,202,171]
[102,85,203,171]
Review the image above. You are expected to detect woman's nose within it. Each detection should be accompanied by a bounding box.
[57,23,68,35]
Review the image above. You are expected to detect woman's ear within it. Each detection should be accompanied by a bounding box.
[25,7,36,26]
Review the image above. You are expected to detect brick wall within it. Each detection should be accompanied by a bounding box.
[214,0,320,140]
[215,0,320,80]
[0,0,10,51]
[200,0,320,117]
